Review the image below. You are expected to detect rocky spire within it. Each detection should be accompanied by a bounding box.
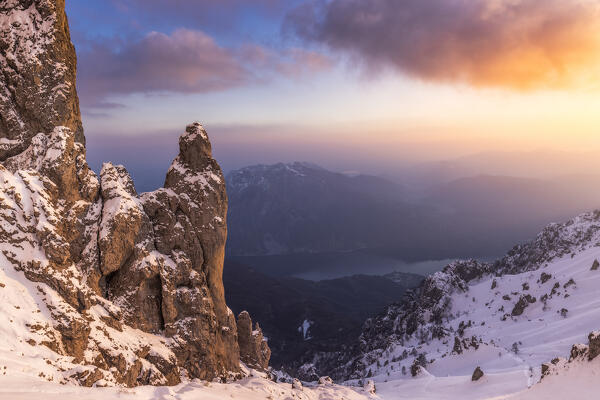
[237,311,271,370]
[0,0,268,386]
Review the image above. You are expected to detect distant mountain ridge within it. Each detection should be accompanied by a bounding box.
[226,162,409,256]
[226,162,600,278]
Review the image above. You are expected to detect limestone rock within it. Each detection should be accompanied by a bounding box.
[0,0,83,160]
[410,363,422,377]
[410,354,427,377]
[541,332,600,381]
[237,310,271,370]
[540,272,552,284]
[511,294,536,316]
[570,344,589,361]
[453,336,463,354]
[364,379,376,394]
[98,163,148,278]
[0,0,268,387]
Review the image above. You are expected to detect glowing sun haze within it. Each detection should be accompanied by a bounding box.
[66,0,600,185]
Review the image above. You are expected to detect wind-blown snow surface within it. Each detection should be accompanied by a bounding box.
[358,244,600,399]
[508,357,600,400]
[0,251,373,398]
[0,371,374,400]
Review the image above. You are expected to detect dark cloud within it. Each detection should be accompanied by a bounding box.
[287,0,600,89]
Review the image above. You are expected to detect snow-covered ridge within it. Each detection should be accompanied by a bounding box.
[319,210,600,398]
[495,211,600,275]
[226,162,326,192]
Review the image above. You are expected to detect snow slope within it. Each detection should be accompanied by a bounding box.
[4,185,600,399]
[0,369,374,400]
[352,219,600,399]
[7,243,600,400]
[0,247,373,398]
[509,357,600,400]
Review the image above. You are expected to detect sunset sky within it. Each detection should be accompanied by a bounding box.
[66,0,600,189]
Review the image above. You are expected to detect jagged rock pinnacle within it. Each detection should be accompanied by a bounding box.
[0,0,269,387]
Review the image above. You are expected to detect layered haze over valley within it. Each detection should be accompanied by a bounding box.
[4,0,600,400]
[90,145,600,281]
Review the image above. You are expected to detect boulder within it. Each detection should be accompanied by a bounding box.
[292,378,303,390]
[540,272,552,284]
[471,366,484,381]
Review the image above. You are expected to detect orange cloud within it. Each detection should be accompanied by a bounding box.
[288,0,600,89]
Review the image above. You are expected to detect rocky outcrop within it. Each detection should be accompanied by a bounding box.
[541,331,600,379]
[0,0,83,160]
[0,0,268,387]
[586,331,600,360]
[511,294,536,316]
[237,311,271,370]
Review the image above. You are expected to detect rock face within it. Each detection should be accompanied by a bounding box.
[0,0,267,387]
[0,0,83,160]
[587,331,600,360]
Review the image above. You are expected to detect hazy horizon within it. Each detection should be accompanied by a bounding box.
[85,129,600,194]
[68,0,600,189]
